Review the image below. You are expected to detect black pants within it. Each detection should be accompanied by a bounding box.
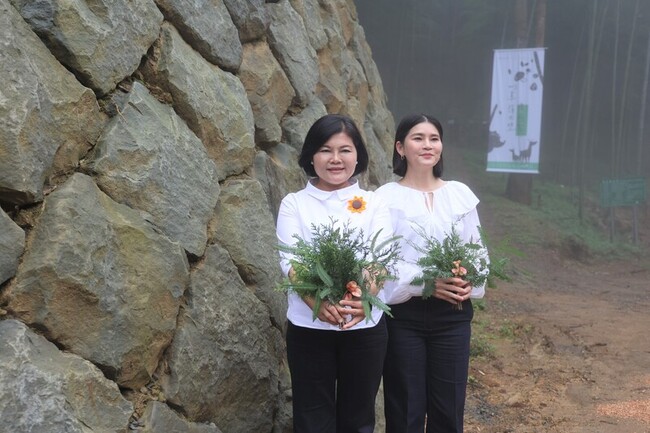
[383,298,473,433]
[286,316,388,433]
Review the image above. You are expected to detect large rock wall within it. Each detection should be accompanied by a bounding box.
[0,0,394,431]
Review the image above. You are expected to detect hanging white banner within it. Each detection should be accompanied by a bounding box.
[487,48,545,173]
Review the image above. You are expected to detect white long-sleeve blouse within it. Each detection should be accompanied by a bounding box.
[276,179,394,330]
[375,180,487,305]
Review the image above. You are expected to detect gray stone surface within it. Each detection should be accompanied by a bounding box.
[142,23,255,180]
[251,146,306,223]
[351,22,383,90]
[162,243,284,433]
[0,209,25,285]
[140,401,222,433]
[9,0,163,95]
[316,23,368,118]
[6,174,189,390]
[209,178,287,328]
[364,121,393,189]
[0,0,104,205]
[0,319,133,433]
[239,41,295,147]
[223,0,269,42]
[316,45,347,113]
[155,0,242,71]
[365,93,396,155]
[84,82,220,257]
[0,0,395,430]
[280,99,327,151]
[289,0,327,51]
[266,0,319,107]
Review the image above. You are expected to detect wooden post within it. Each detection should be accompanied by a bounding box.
[505,0,545,205]
[633,205,639,245]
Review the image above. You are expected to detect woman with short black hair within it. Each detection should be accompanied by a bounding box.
[277,114,392,433]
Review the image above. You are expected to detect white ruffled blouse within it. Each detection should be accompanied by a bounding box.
[375,180,487,305]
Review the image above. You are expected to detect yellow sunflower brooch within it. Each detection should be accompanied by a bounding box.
[347,196,367,213]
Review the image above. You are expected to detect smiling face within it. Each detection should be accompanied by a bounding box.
[312,132,358,191]
[396,121,442,171]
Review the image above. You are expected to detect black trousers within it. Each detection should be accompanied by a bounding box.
[383,298,473,433]
[286,316,388,433]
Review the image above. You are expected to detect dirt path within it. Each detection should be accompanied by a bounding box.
[439,145,650,432]
[464,245,650,432]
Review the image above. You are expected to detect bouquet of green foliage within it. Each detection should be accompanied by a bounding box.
[411,224,510,309]
[277,219,401,322]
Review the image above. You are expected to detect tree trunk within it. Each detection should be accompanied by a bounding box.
[514,0,528,47]
[610,1,621,178]
[557,19,586,184]
[534,0,546,45]
[505,0,545,205]
[615,0,640,177]
[577,0,600,222]
[636,29,650,176]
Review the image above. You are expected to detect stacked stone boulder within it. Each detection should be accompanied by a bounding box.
[0,0,395,431]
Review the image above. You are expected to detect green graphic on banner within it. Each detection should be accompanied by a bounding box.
[516,104,528,136]
[486,161,539,172]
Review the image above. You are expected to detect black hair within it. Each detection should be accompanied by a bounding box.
[298,114,369,177]
[392,113,444,178]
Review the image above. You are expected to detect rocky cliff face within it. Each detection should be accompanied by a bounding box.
[0,0,394,431]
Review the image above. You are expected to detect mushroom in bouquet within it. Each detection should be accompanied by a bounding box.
[344,280,362,299]
[451,260,468,277]
[449,260,470,310]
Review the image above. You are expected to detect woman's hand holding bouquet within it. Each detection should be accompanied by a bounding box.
[294,276,365,328]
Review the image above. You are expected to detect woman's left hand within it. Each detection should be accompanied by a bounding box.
[362,266,386,295]
[434,277,472,306]
[337,298,365,329]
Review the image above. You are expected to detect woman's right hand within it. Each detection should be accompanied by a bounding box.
[302,296,346,327]
[434,277,472,306]
[291,266,345,326]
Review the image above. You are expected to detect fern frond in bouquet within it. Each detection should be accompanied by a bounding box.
[277,219,401,322]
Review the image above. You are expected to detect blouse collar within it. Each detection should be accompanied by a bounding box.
[305,178,361,200]
[394,180,447,194]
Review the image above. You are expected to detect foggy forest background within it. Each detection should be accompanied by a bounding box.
[355,0,650,195]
